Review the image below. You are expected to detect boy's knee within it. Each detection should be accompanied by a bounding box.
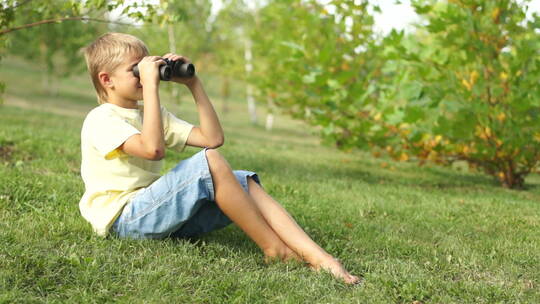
[205,148,218,156]
[205,148,221,164]
[205,149,228,172]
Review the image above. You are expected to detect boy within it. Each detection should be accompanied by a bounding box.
[80,32,359,284]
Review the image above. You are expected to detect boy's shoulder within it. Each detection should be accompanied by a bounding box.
[82,104,110,125]
[84,103,142,121]
[86,103,108,115]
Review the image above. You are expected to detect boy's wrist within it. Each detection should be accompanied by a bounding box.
[185,76,201,90]
[142,84,160,95]
[143,84,160,102]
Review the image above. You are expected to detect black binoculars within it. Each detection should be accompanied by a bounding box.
[133,58,195,81]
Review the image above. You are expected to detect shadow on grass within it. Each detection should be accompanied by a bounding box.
[169,226,262,257]
[222,128,540,193]
[238,151,524,192]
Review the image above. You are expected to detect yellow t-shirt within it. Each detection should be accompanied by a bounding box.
[79,102,193,236]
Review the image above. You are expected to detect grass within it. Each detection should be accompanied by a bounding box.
[1,56,540,303]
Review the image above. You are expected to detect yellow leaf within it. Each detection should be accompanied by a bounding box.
[400,128,411,136]
[485,127,492,137]
[475,125,487,140]
[398,152,409,162]
[428,150,439,161]
[374,113,382,121]
[470,70,479,85]
[497,112,506,122]
[461,79,472,91]
[500,72,508,81]
[492,7,501,22]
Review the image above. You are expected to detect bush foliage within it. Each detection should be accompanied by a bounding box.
[250,0,540,189]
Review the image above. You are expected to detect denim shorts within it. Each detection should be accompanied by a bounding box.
[111,149,260,239]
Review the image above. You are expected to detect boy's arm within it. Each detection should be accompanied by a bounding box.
[184,77,224,148]
[163,53,224,148]
[121,56,166,160]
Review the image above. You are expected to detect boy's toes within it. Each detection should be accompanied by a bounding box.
[345,274,362,285]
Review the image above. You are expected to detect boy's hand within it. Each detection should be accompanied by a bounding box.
[162,53,198,87]
[137,56,166,87]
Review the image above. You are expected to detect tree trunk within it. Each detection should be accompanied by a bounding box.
[265,113,274,131]
[221,77,230,114]
[265,96,275,131]
[244,38,257,124]
[168,24,180,103]
[499,171,525,189]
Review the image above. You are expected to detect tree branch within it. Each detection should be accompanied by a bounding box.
[0,16,132,36]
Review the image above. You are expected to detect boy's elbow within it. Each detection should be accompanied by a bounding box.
[151,151,165,161]
[209,136,224,149]
[145,147,165,160]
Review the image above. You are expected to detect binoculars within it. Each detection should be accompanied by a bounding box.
[133,58,195,81]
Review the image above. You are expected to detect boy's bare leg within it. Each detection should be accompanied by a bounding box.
[246,177,360,284]
[205,149,297,262]
[205,149,359,284]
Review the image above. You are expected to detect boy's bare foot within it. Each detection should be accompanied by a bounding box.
[264,246,303,264]
[284,247,303,262]
[262,248,360,285]
[310,255,361,285]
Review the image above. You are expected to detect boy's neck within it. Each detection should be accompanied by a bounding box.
[106,99,139,109]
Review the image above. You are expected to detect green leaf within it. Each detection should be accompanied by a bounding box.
[386,109,404,125]
[404,106,425,123]
[402,81,423,100]
[302,72,317,84]
[280,41,305,54]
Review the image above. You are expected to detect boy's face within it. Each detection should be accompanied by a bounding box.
[106,53,145,103]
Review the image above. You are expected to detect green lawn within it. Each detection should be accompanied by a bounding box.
[1,57,539,303]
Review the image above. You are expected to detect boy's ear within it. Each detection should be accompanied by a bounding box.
[98,71,114,89]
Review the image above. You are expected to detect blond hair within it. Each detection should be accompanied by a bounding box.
[83,32,149,104]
